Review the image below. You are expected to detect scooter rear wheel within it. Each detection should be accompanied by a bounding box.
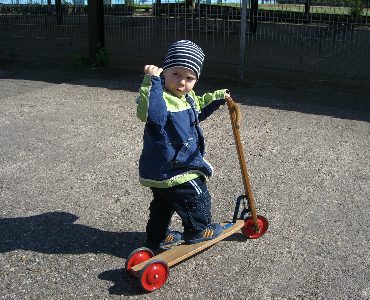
[125,247,154,277]
[242,215,269,239]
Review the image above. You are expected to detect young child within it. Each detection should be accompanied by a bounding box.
[136,40,230,250]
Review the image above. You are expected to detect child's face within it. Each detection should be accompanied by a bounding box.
[163,67,197,98]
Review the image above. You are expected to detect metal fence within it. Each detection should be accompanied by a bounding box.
[1,0,369,80]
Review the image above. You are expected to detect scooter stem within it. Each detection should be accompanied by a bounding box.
[226,95,260,232]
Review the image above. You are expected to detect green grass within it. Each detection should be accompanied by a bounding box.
[262,4,369,16]
[210,2,369,16]
[260,4,344,14]
[130,2,369,16]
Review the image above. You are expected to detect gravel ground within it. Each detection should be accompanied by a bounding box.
[0,65,369,299]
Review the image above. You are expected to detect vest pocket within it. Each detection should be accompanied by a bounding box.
[171,138,199,168]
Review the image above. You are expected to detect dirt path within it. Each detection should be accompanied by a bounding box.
[1,64,369,299]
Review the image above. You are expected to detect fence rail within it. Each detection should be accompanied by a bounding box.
[1,0,369,80]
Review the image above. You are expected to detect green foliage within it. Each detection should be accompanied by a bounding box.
[95,48,110,67]
[347,0,364,17]
[61,0,72,6]
[126,0,135,6]
[26,0,41,6]
[76,54,89,66]
[74,48,110,68]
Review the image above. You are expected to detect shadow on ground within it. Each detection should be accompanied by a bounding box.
[0,211,144,258]
[99,268,148,296]
[1,62,369,122]
[0,211,157,295]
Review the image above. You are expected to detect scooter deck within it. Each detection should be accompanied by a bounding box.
[130,219,245,276]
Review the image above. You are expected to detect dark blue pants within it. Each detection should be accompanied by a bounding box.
[146,177,212,245]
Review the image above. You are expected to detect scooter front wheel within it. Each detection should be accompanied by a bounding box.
[125,247,154,277]
[139,260,169,292]
[242,215,269,239]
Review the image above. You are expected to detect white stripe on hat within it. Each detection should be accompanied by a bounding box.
[164,58,202,69]
[165,52,204,65]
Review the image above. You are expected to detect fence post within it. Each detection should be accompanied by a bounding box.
[239,0,247,79]
[88,0,105,66]
[250,0,258,34]
[56,0,62,25]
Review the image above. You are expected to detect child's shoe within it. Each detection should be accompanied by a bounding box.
[160,230,183,248]
[184,223,223,244]
[146,230,183,251]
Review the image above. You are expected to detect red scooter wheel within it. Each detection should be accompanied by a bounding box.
[139,260,169,292]
[125,247,154,277]
[242,215,269,239]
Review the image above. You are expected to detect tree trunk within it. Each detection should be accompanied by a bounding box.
[88,0,105,65]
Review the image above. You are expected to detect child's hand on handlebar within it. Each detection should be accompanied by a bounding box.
[224,89,232,104]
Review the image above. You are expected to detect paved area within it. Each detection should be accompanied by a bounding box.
[0,64,369,299]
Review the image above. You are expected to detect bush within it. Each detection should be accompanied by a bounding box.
[95,48,110,67]
[348,0,365,17]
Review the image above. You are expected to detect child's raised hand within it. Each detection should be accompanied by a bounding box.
[144,65,163,77]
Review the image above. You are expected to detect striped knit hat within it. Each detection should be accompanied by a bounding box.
[163,40,205,79]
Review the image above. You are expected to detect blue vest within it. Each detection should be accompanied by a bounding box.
[137,75,226,188]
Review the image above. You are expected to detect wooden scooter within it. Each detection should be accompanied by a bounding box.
[125,96,268,292]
